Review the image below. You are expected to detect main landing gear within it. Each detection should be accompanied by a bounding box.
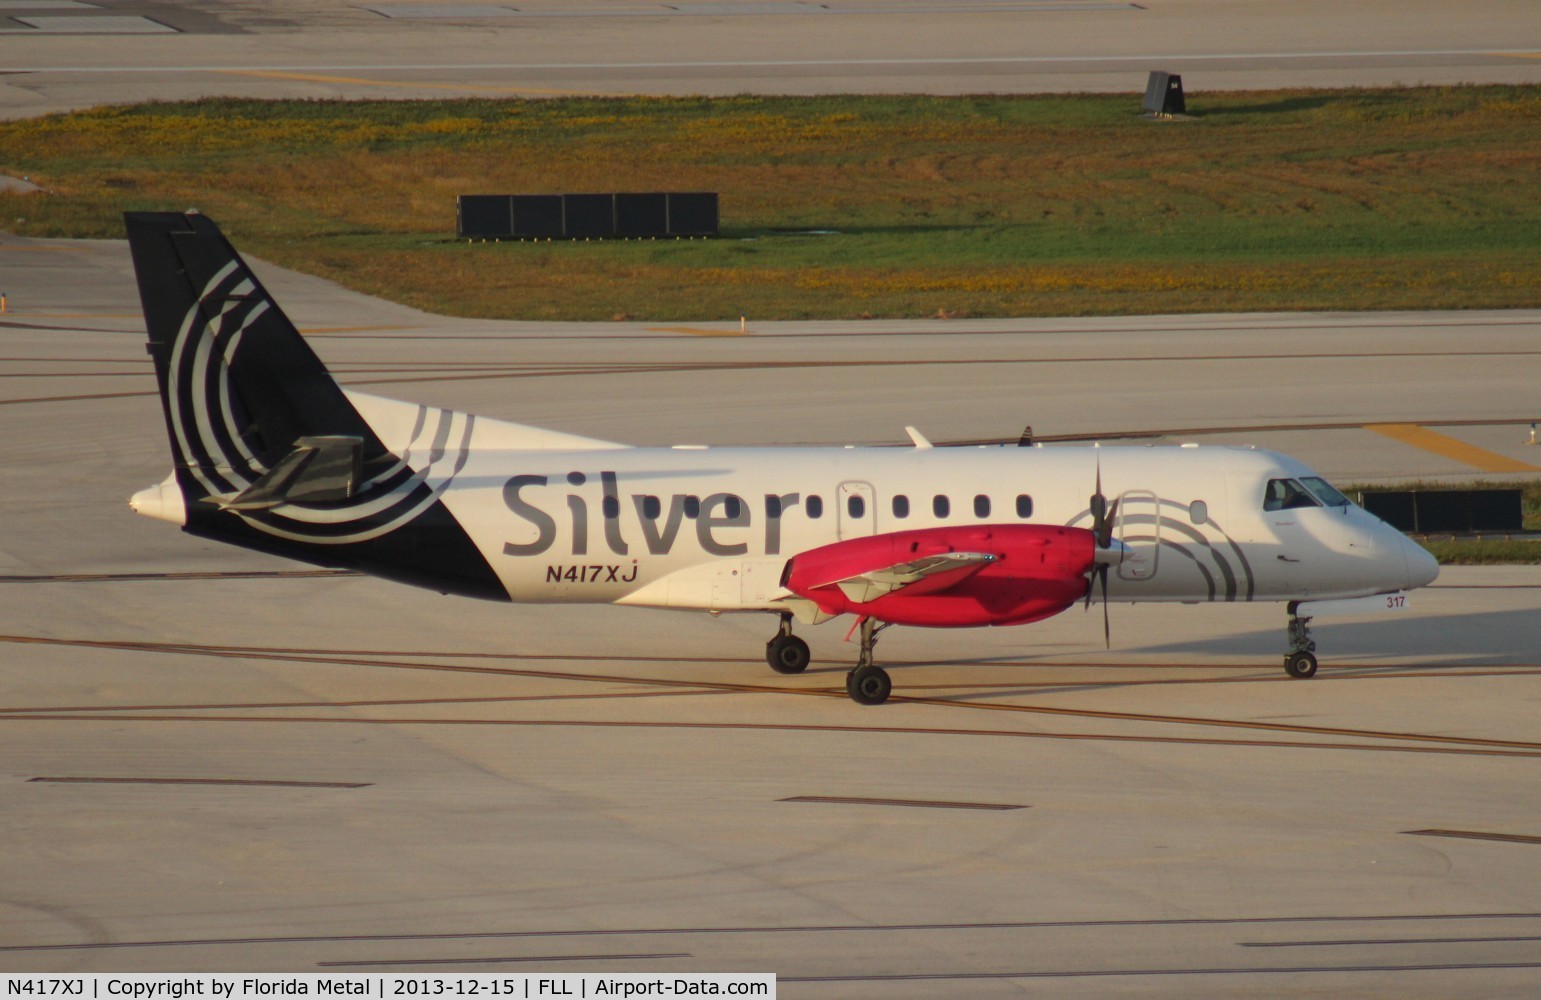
[846,617,893,705]
[765,613,811,675]
[764,614,894,704]
[1284,602,1318,679]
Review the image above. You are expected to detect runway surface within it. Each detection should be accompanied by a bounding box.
[4,233,1541,996]
[2,0,1540,118]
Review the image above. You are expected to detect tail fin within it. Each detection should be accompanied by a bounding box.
[125,211,506,600]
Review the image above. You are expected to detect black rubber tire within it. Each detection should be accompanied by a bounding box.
[766,635,811,674]
[1284,651,1319,679]
[846,665,892,705]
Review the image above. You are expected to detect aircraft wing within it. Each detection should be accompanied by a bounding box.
[783,524,1098,628]
[820,551,997,604]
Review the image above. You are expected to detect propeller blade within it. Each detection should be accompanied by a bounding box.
[1100,564,1111,648]
[1098,498,1119,549]
[1087,452,1114,647]
[1089,452,1106,523]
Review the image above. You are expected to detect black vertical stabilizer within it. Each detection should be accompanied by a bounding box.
[125,211,507,601]
[126,211,387,489]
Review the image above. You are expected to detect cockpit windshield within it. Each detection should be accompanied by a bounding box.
[1264,479,1316,511]
[1264,477,1353,511]
[1300,476,1352,507]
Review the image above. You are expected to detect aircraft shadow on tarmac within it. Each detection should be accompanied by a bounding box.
[770,605,1541,703]
[1137,606,1540,669]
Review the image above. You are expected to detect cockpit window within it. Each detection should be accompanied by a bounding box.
[1263,478,1320,511]
[1300,476,1352,508]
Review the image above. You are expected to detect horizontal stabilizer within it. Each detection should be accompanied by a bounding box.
[208,435,363,511]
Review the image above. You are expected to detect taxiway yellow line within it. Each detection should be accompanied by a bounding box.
[1366,423,1541,473]
[218,69,614,98]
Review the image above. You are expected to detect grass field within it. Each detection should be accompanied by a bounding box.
[1418,537,1541,565]
[2,87,1539,321]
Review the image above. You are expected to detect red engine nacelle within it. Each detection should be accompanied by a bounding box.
[783,524,1098,628]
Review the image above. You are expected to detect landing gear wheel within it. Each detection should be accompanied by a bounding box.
[1284,651,1318,679]
[766,634,811,674]
[846,664,892,705]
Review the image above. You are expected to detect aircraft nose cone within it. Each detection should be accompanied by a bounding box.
[1404,538,1440,590]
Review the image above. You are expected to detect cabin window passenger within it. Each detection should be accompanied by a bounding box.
[1263,479,1319,512]
[847,494,866,519]
[806,495,824,519]
[683,495,701,519]
[974,494,991,518]
[893,495,910,518]
[725,495,742,519]
[1016,494,1033,518]
[603,496,621,519]
[933,495,950,518]
[642,495,661,520]
[1189,499,1208,525]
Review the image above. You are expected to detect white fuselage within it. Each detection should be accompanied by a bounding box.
[337,393,1436,616]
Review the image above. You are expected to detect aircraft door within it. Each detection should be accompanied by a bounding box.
[1116,490,1160,581]
[837,481,877,540]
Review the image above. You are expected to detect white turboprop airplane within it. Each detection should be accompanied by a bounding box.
[125,212,1439,704]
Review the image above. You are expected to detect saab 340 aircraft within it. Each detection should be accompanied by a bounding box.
[125,211,1439,704]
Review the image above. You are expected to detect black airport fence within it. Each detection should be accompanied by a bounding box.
[457,192,719,240]
[1358,488,1525,534]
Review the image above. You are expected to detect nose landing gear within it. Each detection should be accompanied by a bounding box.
[1284,602,1318,678]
